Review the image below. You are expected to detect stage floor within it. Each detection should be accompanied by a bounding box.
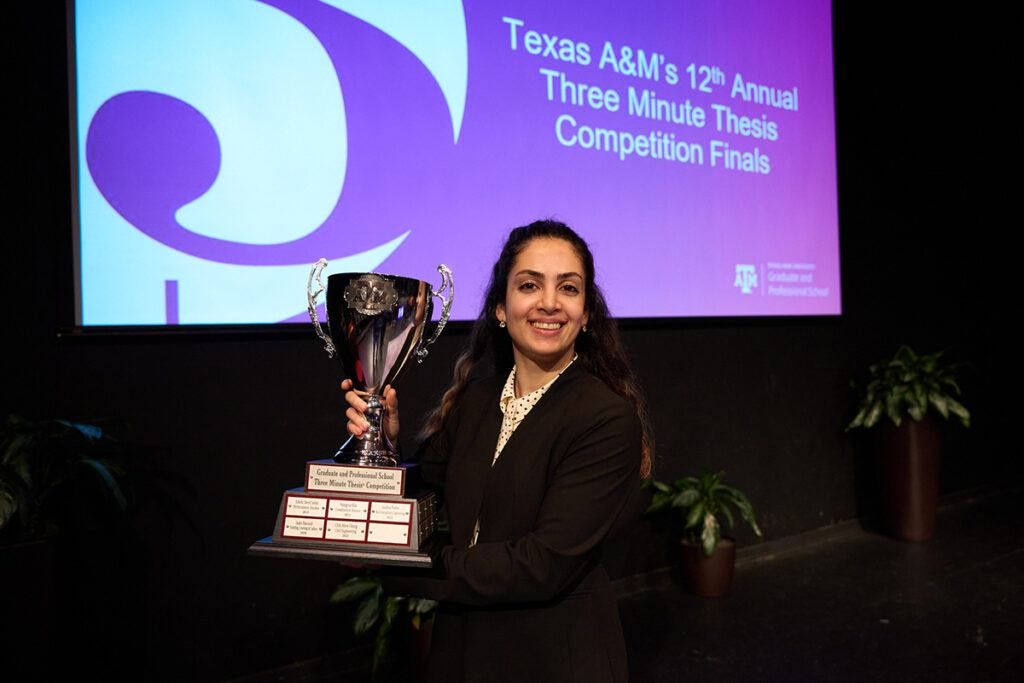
[619,484,1023,682]
[239,484,1023,681]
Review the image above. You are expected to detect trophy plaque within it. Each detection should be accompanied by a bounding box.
[249,260,452,568]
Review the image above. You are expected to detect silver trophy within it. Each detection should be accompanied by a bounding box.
[307,259,453,466]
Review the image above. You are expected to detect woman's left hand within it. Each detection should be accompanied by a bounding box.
[341,379,400,443]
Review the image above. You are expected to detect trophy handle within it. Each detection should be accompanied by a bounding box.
[307,259,338,358]
[415,264,454,362]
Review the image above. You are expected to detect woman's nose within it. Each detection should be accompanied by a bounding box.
[538,286,559,311]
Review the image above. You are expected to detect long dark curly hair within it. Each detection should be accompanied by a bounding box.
[420,219,653,476]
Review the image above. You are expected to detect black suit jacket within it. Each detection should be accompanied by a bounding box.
[387,361,640,682]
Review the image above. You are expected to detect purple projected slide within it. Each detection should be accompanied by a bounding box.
[74,0,838,325]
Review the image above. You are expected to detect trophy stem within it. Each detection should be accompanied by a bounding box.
[334,394,399,466]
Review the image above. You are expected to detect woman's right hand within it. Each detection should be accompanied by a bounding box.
[341,379,400,444]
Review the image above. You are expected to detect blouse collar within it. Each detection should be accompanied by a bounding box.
[499,354,578,415]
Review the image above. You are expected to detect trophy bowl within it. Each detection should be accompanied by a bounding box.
[307,260,453,467]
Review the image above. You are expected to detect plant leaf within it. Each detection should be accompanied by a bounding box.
[701,512,720,557]
[370,597,403,677]
[864,402,883,429]
[719,485,763,537]
[929,394,950,419]
[672,489,699,508]
[2,433,34,467]
[685,502,705,529]
[719,501,735,529]
[946,398,970,427]
[353,587,382,636]
[736,501,763,537]
[330,576,381,604]
[411,598,438,614]
[57,420,103,441]
[0,486,17,530]
[381,596,401,627]
[81,458,129,511]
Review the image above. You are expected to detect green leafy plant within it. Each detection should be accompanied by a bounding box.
[0,414,132,541]
[846,346,969,430]
[331,574,438,678]
[646,470,762,557]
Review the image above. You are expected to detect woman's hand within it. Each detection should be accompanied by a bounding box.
[341,379,400,444]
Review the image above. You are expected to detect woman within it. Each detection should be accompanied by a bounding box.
[342,220,653,682]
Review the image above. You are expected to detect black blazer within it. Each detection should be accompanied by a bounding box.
[387,361,640,682]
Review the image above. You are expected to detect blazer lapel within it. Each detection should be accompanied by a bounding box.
[449,363,585,546]
[481,361,584,502]
[449,379,503,547]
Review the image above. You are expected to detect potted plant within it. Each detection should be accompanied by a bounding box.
[846,346,970,541]
[646,470,762,597]
[1,414,133,543]
[331,573,438,680]
[1,414,140,679]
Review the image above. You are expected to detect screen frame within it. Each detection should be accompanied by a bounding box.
[60,0,842,338]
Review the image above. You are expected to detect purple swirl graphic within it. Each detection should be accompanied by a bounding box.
[86,0,455,266]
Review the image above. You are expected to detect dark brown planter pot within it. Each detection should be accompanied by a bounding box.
[877,416,941,541]
[680,536,736,597]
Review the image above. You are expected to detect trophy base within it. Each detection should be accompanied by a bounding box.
[248,536,434,568]
[266,486,437,561]
[254,461,438,569]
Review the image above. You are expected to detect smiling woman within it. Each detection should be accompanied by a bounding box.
[495,237,589,389]
[343,219,653,682]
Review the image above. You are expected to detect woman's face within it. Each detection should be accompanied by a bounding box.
[495,237,589,371]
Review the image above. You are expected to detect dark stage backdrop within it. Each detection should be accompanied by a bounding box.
[5,3,1009,681]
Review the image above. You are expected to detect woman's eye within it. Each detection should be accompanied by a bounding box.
[519,282,537,291]
[560,283,580,294]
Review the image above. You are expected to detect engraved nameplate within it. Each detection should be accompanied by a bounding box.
[306,461,405,496]
[282,517,325,539]
[370,501,412,524]
[328,499,370,520]
[325,520,368,542]
[286,496,328,517]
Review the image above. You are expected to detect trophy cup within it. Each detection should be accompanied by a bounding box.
[249,260,453,567]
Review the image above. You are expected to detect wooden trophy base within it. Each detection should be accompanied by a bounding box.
[247,536,434,568]
[250,461,437,568]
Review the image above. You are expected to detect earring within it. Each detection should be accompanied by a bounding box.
[582,324,588,332]
[499,320,506,328]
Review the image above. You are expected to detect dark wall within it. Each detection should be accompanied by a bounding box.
[6,3,1009,680]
